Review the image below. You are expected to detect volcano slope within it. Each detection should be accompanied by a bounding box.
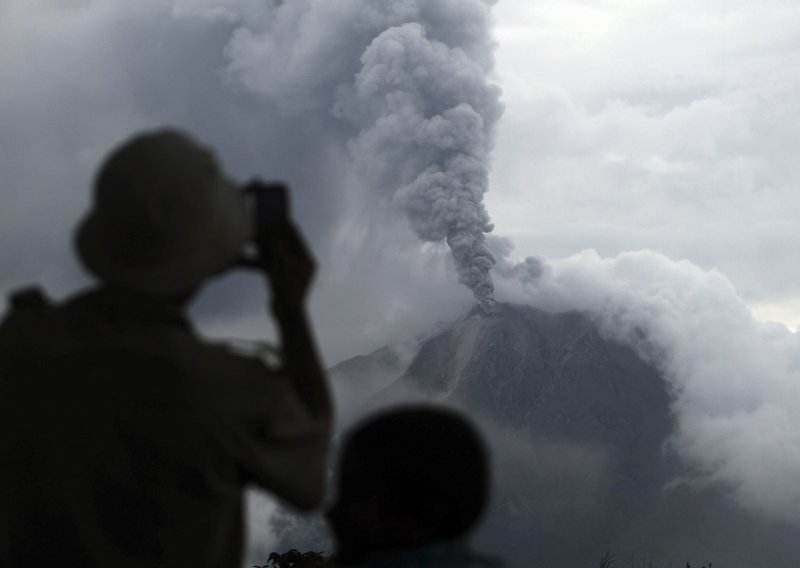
[354,302,676,566]
[279,303,798,567]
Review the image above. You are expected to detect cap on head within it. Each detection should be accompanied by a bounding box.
[75,129,253,295]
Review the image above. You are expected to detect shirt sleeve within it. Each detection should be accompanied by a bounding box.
[185,342,331,511]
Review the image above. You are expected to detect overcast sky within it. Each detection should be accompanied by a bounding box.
[3,0,800,363]
[491,0,800,322]
[4,0,800,545]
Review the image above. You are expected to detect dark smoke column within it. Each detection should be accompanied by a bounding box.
[334,14,503,314]
[225,1,503,313]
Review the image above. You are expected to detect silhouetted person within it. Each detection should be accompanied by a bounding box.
[327,406,500,567]
[0,130,331,567]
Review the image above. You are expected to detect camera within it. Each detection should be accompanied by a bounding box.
[244,180,290,237]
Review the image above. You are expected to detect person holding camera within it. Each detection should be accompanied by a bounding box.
[0,130,331,567]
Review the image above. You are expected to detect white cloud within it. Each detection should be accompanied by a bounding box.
[495,248,800,525]
[489,0,800,316]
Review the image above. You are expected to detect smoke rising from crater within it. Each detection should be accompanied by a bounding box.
[223,0,503,312]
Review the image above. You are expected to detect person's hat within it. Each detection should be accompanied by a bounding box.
[75,129,253,295]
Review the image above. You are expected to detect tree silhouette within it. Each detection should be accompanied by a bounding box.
[255,549,338,568]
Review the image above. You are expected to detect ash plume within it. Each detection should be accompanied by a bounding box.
[223,0,503,313]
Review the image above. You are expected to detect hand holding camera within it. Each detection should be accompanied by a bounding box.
[241,180,315,306]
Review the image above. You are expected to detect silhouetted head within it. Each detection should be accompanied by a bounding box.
[328,405,489,565]
[75,129,253,297]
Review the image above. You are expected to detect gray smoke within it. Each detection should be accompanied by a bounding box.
[493,248,800,528]
[223,0,503,313]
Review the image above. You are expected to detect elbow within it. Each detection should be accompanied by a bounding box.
[283,463,328,511]
[281,433,331,512]
[288,487,325,512]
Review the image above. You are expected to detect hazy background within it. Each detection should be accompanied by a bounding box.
[4,1,800,359]
[3,0,800,560]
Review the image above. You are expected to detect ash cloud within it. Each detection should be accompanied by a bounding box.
[223,0,503,312]
[494,248,800,528]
